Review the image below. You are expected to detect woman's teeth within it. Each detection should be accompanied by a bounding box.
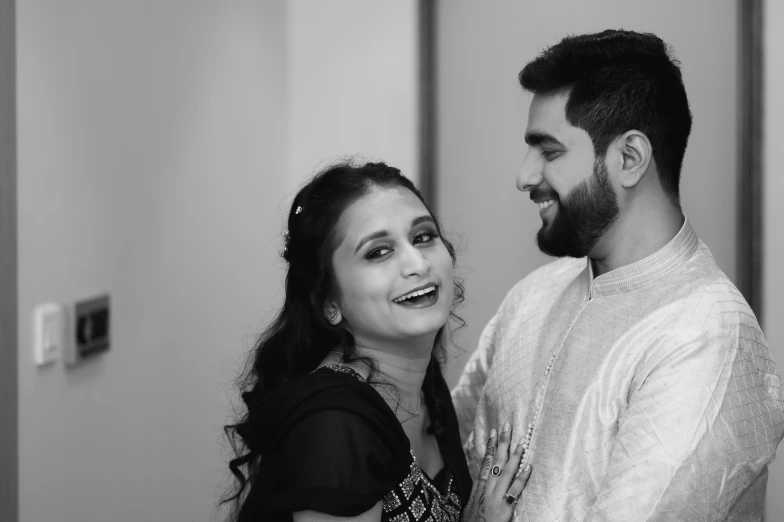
[393,286,436,303]
[538,200,555,210]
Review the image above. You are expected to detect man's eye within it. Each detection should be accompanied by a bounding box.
[543,150,562,160]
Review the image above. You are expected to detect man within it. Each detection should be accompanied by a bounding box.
[452,30,784,521]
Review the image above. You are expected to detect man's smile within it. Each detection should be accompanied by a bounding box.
[537,199,556,211]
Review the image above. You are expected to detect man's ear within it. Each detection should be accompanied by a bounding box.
[323,302,343,326]
[614,130,653,189]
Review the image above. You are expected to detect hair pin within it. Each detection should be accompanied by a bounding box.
[295,206,303,215]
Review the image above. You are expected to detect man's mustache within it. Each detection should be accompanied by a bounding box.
[529,187,559,203]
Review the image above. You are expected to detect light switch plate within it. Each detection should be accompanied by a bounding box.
[33,303,63,366]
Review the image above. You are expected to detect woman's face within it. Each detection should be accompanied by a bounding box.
[330,187,455,352]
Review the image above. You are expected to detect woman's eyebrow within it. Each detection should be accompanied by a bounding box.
[411,215,435,227]
[354,230,388,254]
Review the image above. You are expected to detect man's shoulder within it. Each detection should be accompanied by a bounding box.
[647,240,762,343]
[679,241,757,321]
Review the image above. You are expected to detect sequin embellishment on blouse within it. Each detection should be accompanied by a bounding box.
[319,363,365,380]
[382,451,462,522]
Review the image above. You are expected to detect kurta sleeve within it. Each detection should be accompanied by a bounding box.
[586,317,784,520]
[272,408,410,517]
[451,310,500,445]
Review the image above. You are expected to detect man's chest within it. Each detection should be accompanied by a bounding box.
[481,293,662,437]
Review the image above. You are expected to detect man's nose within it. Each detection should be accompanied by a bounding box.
[517,151,543,191]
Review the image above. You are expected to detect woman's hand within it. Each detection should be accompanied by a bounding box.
[474,422,532,522]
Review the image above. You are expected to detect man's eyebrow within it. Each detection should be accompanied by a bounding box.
[354,215,436,254]
[525,132,564,147]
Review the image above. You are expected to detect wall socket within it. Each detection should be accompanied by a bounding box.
[65,294,111,366]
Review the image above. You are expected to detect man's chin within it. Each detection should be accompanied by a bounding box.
[536,229,560,257]
[536,226,583,258]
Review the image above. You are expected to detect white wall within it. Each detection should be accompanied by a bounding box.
[16,1,420,520]
[17,2,287,520]
[436,0,739,382]
[284,0,419,190]
[763,1,784,519]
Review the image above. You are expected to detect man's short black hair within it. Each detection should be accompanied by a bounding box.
[519,29,692,200]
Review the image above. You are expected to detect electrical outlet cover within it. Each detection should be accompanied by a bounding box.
[66,294,110,366]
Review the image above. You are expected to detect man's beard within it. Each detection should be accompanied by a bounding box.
[534,157,619,258]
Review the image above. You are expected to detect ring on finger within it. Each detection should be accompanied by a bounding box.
[491,465,502,477]
[504,493,518,505]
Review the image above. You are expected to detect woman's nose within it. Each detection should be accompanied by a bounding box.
[400,244,431,276]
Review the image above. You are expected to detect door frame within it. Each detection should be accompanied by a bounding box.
[738,0,764,319]
[0,0,18,520]
[418,0,437,211]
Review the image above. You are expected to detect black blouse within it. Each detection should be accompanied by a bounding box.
[240,364,472,521]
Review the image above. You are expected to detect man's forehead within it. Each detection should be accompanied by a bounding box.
[526,91,583,145]
[528,92,569,128]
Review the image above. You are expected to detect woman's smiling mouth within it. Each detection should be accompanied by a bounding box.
[392,284,439,308]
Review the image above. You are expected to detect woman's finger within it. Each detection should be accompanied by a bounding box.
[504,462,532,505]
[499,442,525,484]
[490,422,512,480]
[477,429,498,482]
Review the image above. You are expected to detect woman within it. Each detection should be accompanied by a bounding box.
[223,162,530,521]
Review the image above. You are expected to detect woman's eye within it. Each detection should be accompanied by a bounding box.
[414,230,438,244]
[366,247,392,259]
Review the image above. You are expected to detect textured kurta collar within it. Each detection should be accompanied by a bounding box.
[586,218,699,298]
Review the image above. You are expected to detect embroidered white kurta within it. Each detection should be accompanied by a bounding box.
[452,220,784,521]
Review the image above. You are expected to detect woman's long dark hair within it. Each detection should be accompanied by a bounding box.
[222,161,465,520]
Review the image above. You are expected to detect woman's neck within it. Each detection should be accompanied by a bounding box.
[351,337,432,410]
[365,349,429,396]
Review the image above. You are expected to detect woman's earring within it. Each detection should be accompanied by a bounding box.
[328,309,341,325]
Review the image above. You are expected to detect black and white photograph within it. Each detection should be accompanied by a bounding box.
[1,1,782,521]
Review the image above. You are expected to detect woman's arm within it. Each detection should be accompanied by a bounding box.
[293,501,382,522]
